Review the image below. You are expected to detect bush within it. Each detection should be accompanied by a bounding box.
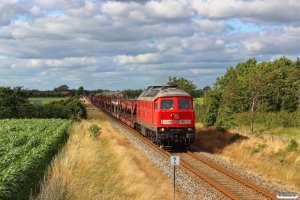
[234,110,300,128]
[253,143,267,153]
[31,97,87,121]
[285,139,298,152]
[229,133,249,142]
[195,104,205,123]
[64,98,87,121]
[88,124,101,140]
[216,107,236,131]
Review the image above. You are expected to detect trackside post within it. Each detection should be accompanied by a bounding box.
[170,156,180,200]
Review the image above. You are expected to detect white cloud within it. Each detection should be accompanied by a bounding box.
[101,0,194,23]
[192,0,300,24]
[0,0,300,91]
[30,6,46,16]
[114,53,163,65]
[0,0,27,25]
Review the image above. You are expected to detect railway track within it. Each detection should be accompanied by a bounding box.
[174,151,277,200]
[98,106,282,199]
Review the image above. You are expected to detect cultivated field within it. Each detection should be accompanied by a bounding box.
[194,98,203,105]
[29,97,65,104]
[0,119,71,199]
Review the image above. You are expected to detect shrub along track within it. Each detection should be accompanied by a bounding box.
[98,106,288,200]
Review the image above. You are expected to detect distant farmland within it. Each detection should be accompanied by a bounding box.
[29,97,65,104]
[194,98,203,105]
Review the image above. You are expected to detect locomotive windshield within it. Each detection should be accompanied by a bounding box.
[178,99,190,109]
[161,100,174,110]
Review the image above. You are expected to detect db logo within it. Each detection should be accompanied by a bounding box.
[173,114,179,119]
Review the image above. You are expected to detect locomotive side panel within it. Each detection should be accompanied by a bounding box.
[136,100,154,126]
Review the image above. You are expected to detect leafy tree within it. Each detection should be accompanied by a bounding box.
[64,97,87,121]
[90,89,103,95]
[261,57,300,112]
[168,76,197,97]
[122,89,143,99]
[53,85,69,92]
[77,86,84,96]
[203,85,211,93]
[193,89,204,98]
[0,86,32,119]
[203,89,222,127]
[0,87,86,120]
[215,107,236,131]
[205,57,300,131]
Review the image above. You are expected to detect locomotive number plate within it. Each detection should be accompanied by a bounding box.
[161,120,191,124]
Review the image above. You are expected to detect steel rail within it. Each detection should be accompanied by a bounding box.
[186,151,278,200]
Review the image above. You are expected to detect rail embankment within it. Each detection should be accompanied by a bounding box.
[194,123,300,195]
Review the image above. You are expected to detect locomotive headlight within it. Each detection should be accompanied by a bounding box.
[158,128,165,132]
[187,128,193,131]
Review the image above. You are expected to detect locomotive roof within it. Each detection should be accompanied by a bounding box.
[137,85,190,101]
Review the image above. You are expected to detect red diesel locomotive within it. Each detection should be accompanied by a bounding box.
[90,85,195,148]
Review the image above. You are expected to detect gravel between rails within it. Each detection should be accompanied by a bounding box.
[189,148,300,200]
[178,153,271,200]
[106,114,299,200]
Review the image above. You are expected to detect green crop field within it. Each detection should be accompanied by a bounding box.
[194,98,204,105]
[0,119,71,199]
[29,97,65,104]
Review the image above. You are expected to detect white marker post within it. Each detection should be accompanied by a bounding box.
[170,156,180,200]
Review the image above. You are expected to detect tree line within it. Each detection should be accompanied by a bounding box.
[200,57,300,132]
[31,85,90,97]
[0,86,87,120]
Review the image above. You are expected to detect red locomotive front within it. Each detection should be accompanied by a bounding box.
[136,85,195,148]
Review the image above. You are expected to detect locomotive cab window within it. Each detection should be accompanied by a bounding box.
[155,102,158,110]
[178,99,190,109]
[161,100,174,110]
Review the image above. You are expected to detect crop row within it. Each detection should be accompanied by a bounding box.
[0,119,72,200]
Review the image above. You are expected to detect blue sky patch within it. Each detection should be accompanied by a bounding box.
[191,15,203,21]
[48,9,65,15]
[226,42,240,48]
[16,15,28,22]
[227,18,262,33]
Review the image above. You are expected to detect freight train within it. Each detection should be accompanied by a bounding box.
[90,85,195,148]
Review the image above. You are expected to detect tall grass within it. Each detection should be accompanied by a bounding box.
[36,102,192,199]
[194,123,300,194]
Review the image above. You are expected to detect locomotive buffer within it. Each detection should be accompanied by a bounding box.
[170,156,180,199]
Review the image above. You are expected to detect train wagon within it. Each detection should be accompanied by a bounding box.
[90,85,195,149]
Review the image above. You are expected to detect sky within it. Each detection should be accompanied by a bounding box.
[1,0,300,91]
